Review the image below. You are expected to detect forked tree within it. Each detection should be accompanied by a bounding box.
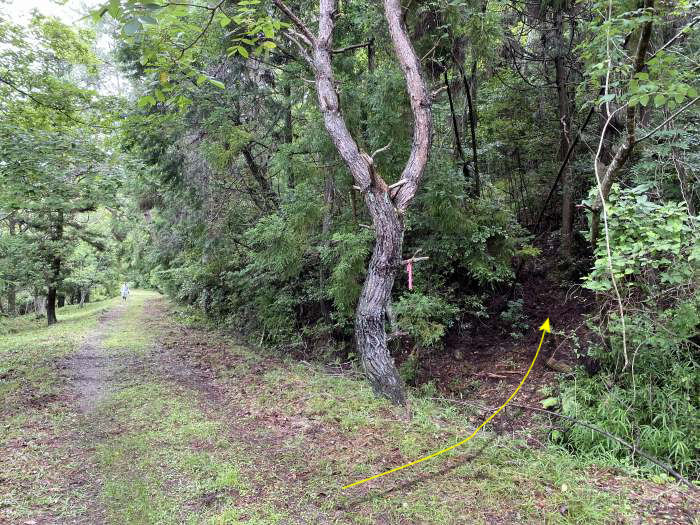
[273,0,432,405]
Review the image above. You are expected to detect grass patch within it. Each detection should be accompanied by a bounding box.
[0,295,122,523]
[95,383,250,525]
[3,292,690,524]
[0,298,117,410]
[102,290,160,354]
[231,364,632,524]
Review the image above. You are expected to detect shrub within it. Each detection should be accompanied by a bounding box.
[560,185,699,478]
[394,292,459,350]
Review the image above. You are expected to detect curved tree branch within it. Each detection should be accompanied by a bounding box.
[384,0,433,211]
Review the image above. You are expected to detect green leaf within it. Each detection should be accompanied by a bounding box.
[639,94,650,107]
[540,397,559,409]
[653,94,665,107]
[208,78,225,89]
[196,74,207,86]
[219,13,232,27]
[137,95,156,108]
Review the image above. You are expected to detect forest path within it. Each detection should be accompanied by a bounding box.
[64,304,126,413]
[1,292,695,524]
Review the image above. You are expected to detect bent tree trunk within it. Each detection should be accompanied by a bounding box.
[274,0,432,404]
[591,0,653,251]
[356,191,406,403]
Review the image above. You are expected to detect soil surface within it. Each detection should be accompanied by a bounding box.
[63,306,126,413]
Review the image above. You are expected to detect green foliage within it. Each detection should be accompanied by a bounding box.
[560,329,699,478]
[411,167,522,295]
[394,292,459,349]
[321,229,374,323]
[0,7,125,320]
[500,299,529,339]
[569,184,700,477]
[584,184,696,291]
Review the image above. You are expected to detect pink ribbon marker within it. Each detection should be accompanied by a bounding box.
[407,260,413,290]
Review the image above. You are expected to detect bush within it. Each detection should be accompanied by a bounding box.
[560,185,699,478]
[394,292,459,349]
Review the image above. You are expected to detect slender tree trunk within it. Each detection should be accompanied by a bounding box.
[284,81,295,189]
[453,56,480,195]
[444,72,472,185]
[590,1,653,251]
[46,254,61,325]
[46,282,58,325]
[554,10,574,257]
[464,78,479,196]
[80,288,87,308]
[320,173,334,320]
[46,211,63,326]
[7,219,16,315]
[672,147,696,215]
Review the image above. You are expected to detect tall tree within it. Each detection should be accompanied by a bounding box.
[272,0,433,404]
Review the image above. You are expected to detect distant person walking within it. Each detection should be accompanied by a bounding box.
[121,283,130,302]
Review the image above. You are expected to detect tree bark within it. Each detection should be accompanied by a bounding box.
[452,55,479,196]
[46,211,63,326]
[590,0,654,251]
[274,0,432,404]
[284,81,295,189]
[464,76,479,196]
[553,9,574,257]
[80,288,87,308]
[46,282,58,325]
[7,218,16,315]
[241,145,278,210]
[444,71,472,185]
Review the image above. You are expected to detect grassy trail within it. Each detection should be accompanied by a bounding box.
[0,291,696,524]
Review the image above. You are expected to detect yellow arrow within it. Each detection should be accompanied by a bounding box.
[342,318,551,490]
